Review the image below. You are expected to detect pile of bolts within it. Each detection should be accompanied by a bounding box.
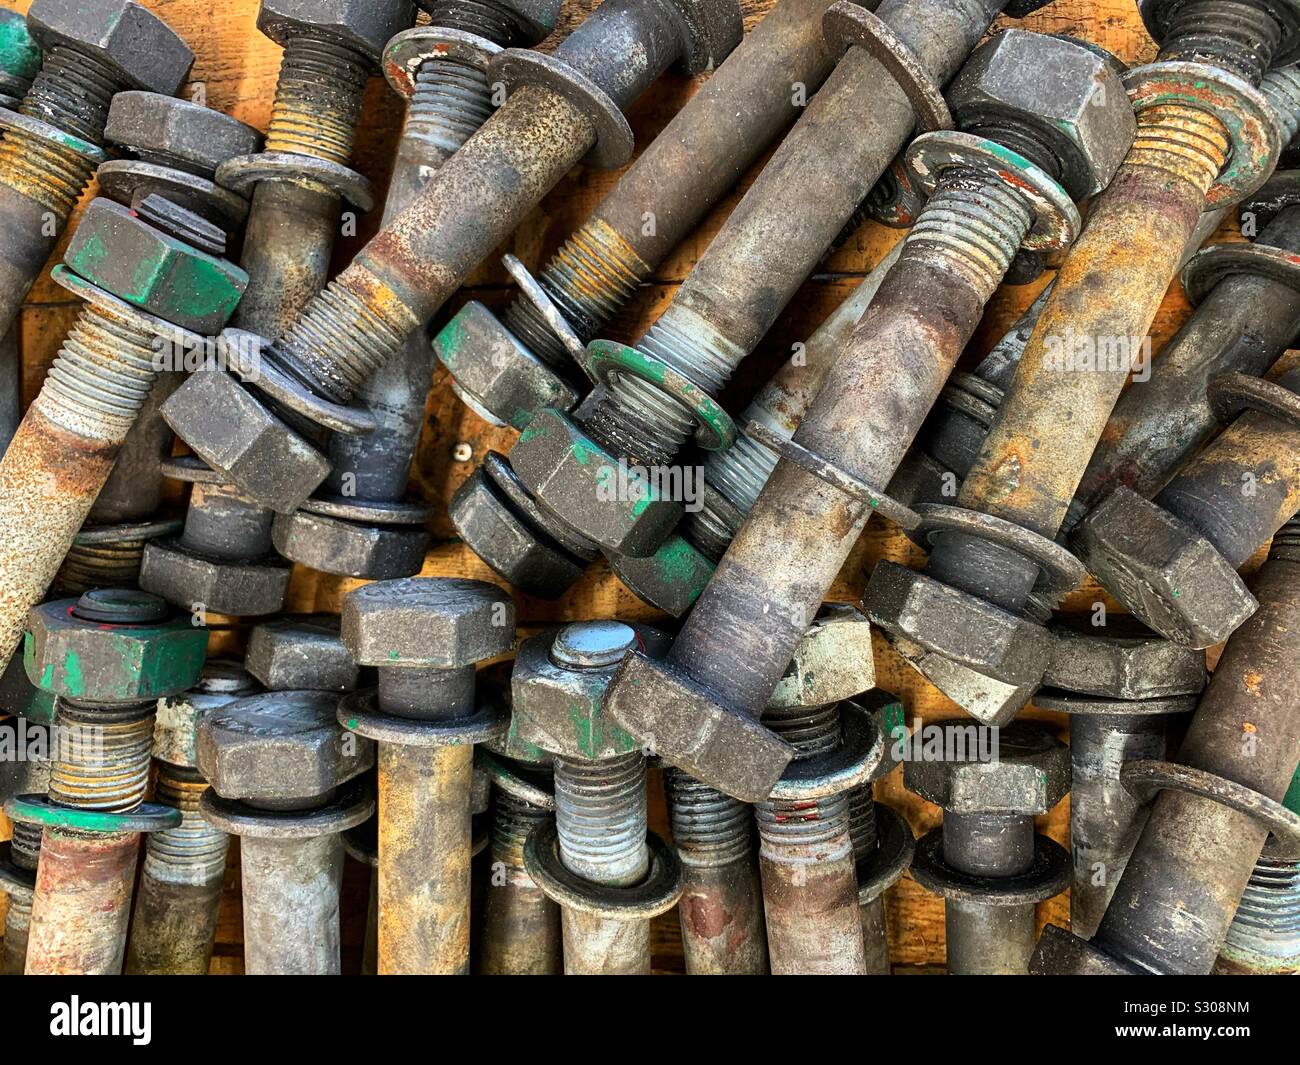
[0,0,1296,978]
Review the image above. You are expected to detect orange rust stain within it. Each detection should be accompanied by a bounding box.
[1243,671,1264,696]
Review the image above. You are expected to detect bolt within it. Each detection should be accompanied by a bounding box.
[338,577,515,974]
[5,588,206,974]
[124,657,258,975]
[1033,516,1300,975]
[1032,618,1205,938]
[197,689,376,974]
[906,720,1070,975]
[0,0,193,338]
[605,29,1130,800]
[871,0,1287,719]
[0,818,43,974]
[244,613,360,693]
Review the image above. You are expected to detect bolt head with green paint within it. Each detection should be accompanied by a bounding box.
[24,591,208,704]
[0,9,41,91]
[63,197,247,335]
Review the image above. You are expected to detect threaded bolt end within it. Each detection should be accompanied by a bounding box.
[21,46,119,145]
[424,0,532,44]
[48,701,155,813]
[264,35,371,164]
[705,426,779,516]
[0,122,97,216]
[664,768,754,867]
[406,56,494,157]
[1160,0,1282,83]
[490,789,552,871]
[553,752,648,887]
[1220,853,1300,970]
[682,492,736,561]
[1263,63,1300,147]
[56,537,148,595]
[755,703,851,846]
[847,785,879,864]
[143,764,229,885]
[764,703,843,758]
[1129,102,1232,197]
[9,819,43,871]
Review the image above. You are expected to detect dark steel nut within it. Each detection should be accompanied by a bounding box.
[767,604,877,710]
[257,0,415,60]
[197,689,374,803]
[904,720,1070,815]
[161,371,330,514]
[105,91,262,175]
[341,577,515,668]
[667,0,743,74]
[25,598,207,703]
[947,28,1135,199]
[1071,486,1258,649]
[607,535,714,618]
[1044,616,1206,699]
[271,509,429,580]
[865,562,1054,727]
[512,408,684,557]
[140,538,291,618]
[154,657,259,768]
[63,198,247,335]
[28,0,194,96]
[434,301,578,431]
[245,615,359,693]
[0,648,55,725]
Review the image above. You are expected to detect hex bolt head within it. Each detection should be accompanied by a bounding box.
[105,91,262,176]
[766,604,876,710]
[245,615,359,693]
[256,0,415,61]
[1043,615,1206,699]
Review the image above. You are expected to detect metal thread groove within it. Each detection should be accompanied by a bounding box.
[9,820,42,870]
[20,46,119,143]
[764,703,843,757]
[553,752,648,887]
[490,789,552,871]
[1220,854,1300,968]
[1262,63,1300,145]
[705,427,779,515]
[264,36,371,164]
[847,785,879,864]
[57,538,147,594]
[756,704,850,846]
[683,493,737,561]
[1128,103,1232,194]
[0,123,98,215]
[1160,0,1282,82]
[424,0,531,43]
[48,703,154,813]
[144,766,228,884]
[664,767,753,867]
[406,57,494,156]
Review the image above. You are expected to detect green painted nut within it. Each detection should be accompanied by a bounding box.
[0,649,55,725]
[24,589,208,704]
[63,197,247,335]
[0,10,41,95]
[766,604,877,710]
[511,621,669,761]
[607,534,715,618]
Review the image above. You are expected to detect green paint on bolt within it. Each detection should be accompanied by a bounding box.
[434,314,466,369]
[0,16,41,82]
[60,650,85,698]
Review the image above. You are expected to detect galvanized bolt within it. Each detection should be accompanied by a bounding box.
[1033,517,1300,975]
[338,577,515,974]
[5,588,207,974]
[124,657,259,976]
[0,0,192,338]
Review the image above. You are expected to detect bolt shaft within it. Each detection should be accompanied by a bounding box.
[2,819,41,975]
[240,833,347,975]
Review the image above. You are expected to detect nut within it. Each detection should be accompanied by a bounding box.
[271,509,429,580]
[1043,615,1206,699]
[434,301,578,431]
[904,720,1070,815]
[27,0,193,96]
[607,534,714,618]
[0,647,55,725]
[511,407,684,557]
[0,10,41,98]
[766,604,876,710]
[245,615,359,693]
[341,577,515,668]
[257,0,415,61]
[63,198,247,335]
[864,562,1054,727]
[511,621,668,760]
[947,28,1135,199]
[161,370,330,514]
[105,91,262,177]
[196,689,374,803]
[154,657,259,768]
[667,0,743,74]
[1070,486,1258,649]
[140,537,291,617]
[25,592,207,703]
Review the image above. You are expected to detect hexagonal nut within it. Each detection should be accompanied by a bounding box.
[767,604,877,710]
[865,562,1054,727]
[0,648,55,725]
[258,0,414,61]
[140,538,291,618]
[341,577,515,669]
[28,0,193,95]
[667,0,742,74]
[0,10,41,93]
[271,509,429,580]
[947,28,1135,199]
[24,598,207,703]
[64,198,247,335]
[1070,486,1258,649]
[607,535,714,618]
[196,690,374,804]
[1044,615,1206,699]
[245,615,359,693]
[511,622,669,760]
[106,91,262,177]
[154,657,259,768]
[435,301,579,431]
[904,720,1070,815]
[161,371,330,514]
[511,408,684,557]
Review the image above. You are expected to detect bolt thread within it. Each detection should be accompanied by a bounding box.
[553,752,648,887]
[1160,0,1282,83]
[143,765,229,883]
[1262,63,1300,146]
[406,56,495,156]
[424,0,531,43]
[1128,103,1233,197]
[21,45,119,144]
[903,168,1035,305]
[48,702,154,813]
[847,785,879,864]
[56,537,147,594]
[664,767,753,867]
[755,703,850,845]
[705,426,779,516]
[9,819,43,871]
[966,122,1062,183]
[764,703,843,758]
[1221,854,1300,967]
[264,35,371,165]
[504,217,649,367]
[0,120,97,216]
[32,301,161,437]
[1269,514,1300,558]
[683,492,737,561]
[275,277,418,404]
[490,789,552,870]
